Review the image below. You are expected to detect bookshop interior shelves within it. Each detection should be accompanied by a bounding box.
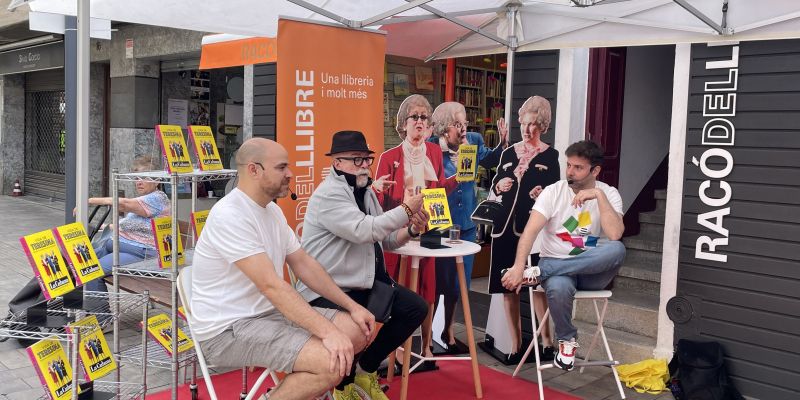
[445,64,506,136]
[116,250,195,280]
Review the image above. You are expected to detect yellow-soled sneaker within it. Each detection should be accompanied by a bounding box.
[333,383,370,400]
[354,372,387,400]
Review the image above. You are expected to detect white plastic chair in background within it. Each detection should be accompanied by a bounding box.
[177,266,278,400]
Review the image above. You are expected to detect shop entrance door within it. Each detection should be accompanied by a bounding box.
[24,89,67,200]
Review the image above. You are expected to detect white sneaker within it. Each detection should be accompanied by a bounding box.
[522,266,541,285]
[500,266,541,286]
[554,339,579,371]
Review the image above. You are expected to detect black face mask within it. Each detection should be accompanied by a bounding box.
[334,167,373,189]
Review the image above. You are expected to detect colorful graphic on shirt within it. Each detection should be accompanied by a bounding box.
[559,210,598,256]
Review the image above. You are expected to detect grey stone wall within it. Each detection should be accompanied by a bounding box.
[0,74,25,195]
[109,127,161,196]
[110,25,204,78]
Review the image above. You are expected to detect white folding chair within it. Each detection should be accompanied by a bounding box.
[511,261,626,399]
[177,266,278,400]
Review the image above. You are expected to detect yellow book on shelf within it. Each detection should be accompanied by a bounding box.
[20,229,74,300]
[187,125,223,171]
[156,124,193,173]
[421,188,452,230]
[143,313,194,356]
[53,223,103,286]
[66,315,116,381]
[150,216,185,269]
[190,209,210,240]
[456,144,477,182]
[27,337,78,400]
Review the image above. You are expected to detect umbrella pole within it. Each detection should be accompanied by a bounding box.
[504,4,519,126]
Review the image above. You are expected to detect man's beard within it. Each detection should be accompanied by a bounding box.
[355,168,371,188]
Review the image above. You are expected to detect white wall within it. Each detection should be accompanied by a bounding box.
[618,45,675,212]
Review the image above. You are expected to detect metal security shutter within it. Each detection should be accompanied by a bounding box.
[675,40,800,399]
[24,69,66,200]
[25,68,65,92]
[253,62,276,140]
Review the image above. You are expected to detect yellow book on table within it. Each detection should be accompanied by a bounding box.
[151,216,185,269]
[20,229,74,300]
[187,125,223,171]
[421,188,452,231]
[27,337,78,400]
[53,223,104,286]
[66,315,117,381]
[143,313,194,356]
[456,144,477,182]
[156,124,193,173]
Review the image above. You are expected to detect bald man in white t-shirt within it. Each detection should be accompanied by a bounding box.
[501,140,626,372]
[191,138,375,400]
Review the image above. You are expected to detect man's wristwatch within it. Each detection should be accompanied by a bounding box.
[407,225,420,238]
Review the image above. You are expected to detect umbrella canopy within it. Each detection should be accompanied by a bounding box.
[23,0,800,60]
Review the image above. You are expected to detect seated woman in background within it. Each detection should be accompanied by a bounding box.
[85,155,171,292]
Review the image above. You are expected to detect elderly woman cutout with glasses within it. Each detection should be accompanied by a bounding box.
[427,101,508,354]
[374,94,456,370]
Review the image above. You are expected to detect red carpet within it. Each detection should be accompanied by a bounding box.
[147,361,582,399]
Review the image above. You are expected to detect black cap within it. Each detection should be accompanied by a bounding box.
[325,130,375,156]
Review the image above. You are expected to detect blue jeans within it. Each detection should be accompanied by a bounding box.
[539,241,626,341]
[85,237,155,292]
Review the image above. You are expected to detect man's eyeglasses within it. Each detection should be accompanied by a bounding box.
[237,161,265,171]
[407,114,429,122]
[336,157,375,167]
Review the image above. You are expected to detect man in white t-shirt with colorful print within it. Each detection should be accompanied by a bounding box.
[501,140,626,372]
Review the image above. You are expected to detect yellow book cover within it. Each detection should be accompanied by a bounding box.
[143,313,194,356]
[421,188,452,230]
[26,337,77,400]
[177,306,187,321]
[20,230,74,300]
[53,223,104,286]
[152,216,184,268]
[65,315,116,381]
[187,126,223,171]
[456,144,478,182]
[151,216,185,269]
[156,125,193,173]
[190,210,210,240]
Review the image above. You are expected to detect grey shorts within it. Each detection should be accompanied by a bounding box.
[199,307,338,372]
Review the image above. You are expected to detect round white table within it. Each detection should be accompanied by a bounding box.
[386,237,483,400]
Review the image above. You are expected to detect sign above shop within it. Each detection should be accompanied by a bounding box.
[0,41,64,76]
[199,35,277,70]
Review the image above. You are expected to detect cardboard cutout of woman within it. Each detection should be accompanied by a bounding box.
[374,94,456,367]
[487,96,560,362]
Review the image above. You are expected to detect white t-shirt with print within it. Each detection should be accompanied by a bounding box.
[189,188,301,341]
[532,180,623,259]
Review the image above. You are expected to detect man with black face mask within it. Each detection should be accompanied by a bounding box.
[298,130,430,400]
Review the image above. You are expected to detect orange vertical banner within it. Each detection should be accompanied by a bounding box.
[276,19,386,235]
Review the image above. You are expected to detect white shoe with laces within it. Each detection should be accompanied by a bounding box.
[554,339,579,371]
[501,266,541,286]
[522,266,541,285]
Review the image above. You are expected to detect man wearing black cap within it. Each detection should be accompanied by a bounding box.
[298,130,429,400]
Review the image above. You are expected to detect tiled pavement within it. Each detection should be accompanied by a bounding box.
[0,195,674,399]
